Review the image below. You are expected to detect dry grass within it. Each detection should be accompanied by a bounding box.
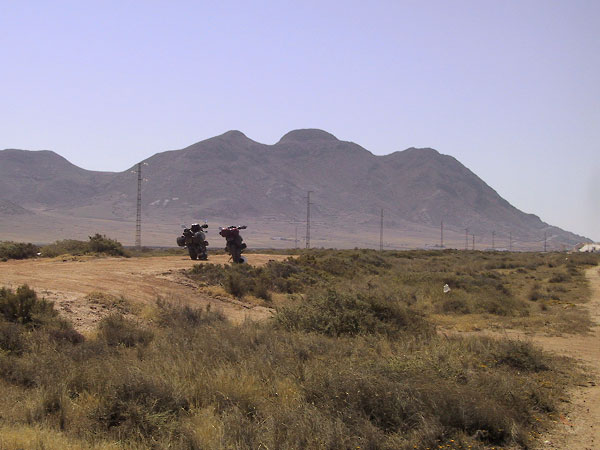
[0,250,597,449]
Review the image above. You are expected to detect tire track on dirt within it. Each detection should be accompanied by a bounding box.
[0,254,286,331]
[531,267,600,450]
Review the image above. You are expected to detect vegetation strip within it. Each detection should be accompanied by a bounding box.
[0,248,597,449]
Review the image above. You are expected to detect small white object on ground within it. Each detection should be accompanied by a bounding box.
[443,283,451,293]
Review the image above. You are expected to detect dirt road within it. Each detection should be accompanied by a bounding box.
[529,267,600,450]
[0,254,288,330]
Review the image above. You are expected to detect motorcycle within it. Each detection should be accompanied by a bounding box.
[219,225,247,263]
[177,223,209,260]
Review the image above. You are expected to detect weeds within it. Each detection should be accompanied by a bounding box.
[0,250,596,449]
[187,249,599,333]
[97,314,153,347]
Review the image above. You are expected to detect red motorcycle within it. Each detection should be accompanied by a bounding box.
[219,225,247,263]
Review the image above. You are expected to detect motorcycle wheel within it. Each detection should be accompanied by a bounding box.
[231,245,242,263]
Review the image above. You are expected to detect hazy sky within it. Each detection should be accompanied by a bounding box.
[1,1,599,240]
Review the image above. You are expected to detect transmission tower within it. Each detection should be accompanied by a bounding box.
[492,230,495,250]
[472,234,475,251]
[440,220,444,248]
[135,162,142,248]
[305,191,313,249]
[509,231,512,252]
[380,209,384,251]
[544,231,547,252]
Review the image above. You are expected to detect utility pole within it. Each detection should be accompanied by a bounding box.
[379,209,384,251]
[509,232,512,252]
[472,234,475,251]
[492,231,495,250]
[465,228,469,250]
[294,225,298,249]
[135,162,142,249]
[305,191,313,249]
[544,231,547,252]
[440,220,444,248]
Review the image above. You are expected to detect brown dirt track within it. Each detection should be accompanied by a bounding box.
[529,267,600,450]
[0,254,288,330]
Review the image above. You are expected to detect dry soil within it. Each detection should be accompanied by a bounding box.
[0,254,288,330]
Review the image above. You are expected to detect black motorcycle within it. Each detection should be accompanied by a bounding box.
[219,225,247,263]
[177,223,209,260]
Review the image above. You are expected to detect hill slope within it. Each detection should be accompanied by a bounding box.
[0,131,589,248]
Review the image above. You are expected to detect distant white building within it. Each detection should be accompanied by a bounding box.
[579,243,600,253]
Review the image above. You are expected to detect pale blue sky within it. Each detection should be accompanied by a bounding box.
[1,1,599,240]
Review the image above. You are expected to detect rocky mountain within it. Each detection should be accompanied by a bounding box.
[0,130,590,248]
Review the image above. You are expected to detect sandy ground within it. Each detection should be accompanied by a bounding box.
[528,267,600,450]
[0,254,288,330]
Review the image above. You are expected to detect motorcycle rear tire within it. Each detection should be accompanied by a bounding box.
[231,245,242,263]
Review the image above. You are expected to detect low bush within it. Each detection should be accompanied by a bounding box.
[87,233,126,256]
[0,291,574,449]
[155,299,225,328]
[0,285,58,327]
[97,314,153,347]
[275,288,432,337]
[0,241,39,260]
[0,320,25,354]
[40,234,127,257]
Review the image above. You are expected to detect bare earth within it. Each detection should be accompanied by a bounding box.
[0,256,598,448]
[528,267,600,450]
[0,254,288,330]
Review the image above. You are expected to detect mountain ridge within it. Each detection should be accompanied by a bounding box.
[0,130,590,248]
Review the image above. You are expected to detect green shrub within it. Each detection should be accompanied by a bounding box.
[0,320,25,354]
[0,241,39,260]
[189,263,228,285]
[275,289,431,337]
[491,339,549,372]
[97,314,153,347]
[40,239,89,257]
[87,233,127,256]
[225,270,249,298]
[549,272,571,283]
[155,299,225,328]
[40,234,127,257]
[90,373,188,436]
[0,285,58,326]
